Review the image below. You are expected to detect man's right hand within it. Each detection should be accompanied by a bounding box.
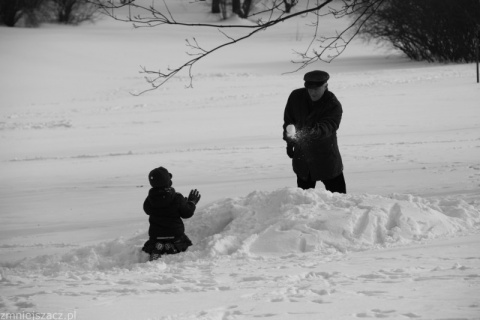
[283,130,294,143]
[286,144,294,158]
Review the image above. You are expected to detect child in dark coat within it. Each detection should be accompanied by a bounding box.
[142,166,201,261]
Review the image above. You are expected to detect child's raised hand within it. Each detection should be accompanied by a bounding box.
[188,189,201,205]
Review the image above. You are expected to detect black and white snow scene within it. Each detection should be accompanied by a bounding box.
[1,1,479,319]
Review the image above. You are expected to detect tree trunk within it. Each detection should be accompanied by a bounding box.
[0,0,24,26]
[212,0,220,14]
[242,0,252,17]
[232,0,241,16]
[284,0,292,13]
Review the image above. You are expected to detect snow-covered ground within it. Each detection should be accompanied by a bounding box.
[1,1,480,319]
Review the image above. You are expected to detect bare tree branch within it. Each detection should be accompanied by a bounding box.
[90,0,386,94]
[289,0,385,72]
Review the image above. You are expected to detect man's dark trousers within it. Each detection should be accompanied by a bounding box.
[297,172,346,194]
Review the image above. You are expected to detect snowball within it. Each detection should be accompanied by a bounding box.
[286,124,296,138]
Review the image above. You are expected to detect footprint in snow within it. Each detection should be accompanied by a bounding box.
[355,309,396,318]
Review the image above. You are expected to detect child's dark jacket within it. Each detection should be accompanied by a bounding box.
[143,187,195,239]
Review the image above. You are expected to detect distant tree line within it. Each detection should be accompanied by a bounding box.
[3,0,478,66]
[354,0,480,63]
[0,0,99,27]
[0,0,298,27]
[211,0,297,19]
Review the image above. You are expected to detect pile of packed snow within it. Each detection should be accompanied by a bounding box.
[188,188,480,256]
[2,188,478,277]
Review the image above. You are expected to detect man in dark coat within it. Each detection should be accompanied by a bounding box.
[283,70,346,193]
[142,166,201,261]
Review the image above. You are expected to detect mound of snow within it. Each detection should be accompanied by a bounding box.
[187,188,480,256]
[0,235,150,278]
[2,189,478,276]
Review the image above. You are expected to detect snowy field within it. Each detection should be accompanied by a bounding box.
[1,1,480,319]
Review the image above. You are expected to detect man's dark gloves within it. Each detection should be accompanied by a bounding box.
[286,143,295,159]
[188,189,201,205]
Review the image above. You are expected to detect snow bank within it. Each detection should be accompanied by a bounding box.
[2,189,478,278]
[0,235,149,278]
[188,188,480,256]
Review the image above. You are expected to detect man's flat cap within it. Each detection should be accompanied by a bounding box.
[303,70,330,88]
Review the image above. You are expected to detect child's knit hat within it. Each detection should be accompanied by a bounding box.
[148,167,172,188]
